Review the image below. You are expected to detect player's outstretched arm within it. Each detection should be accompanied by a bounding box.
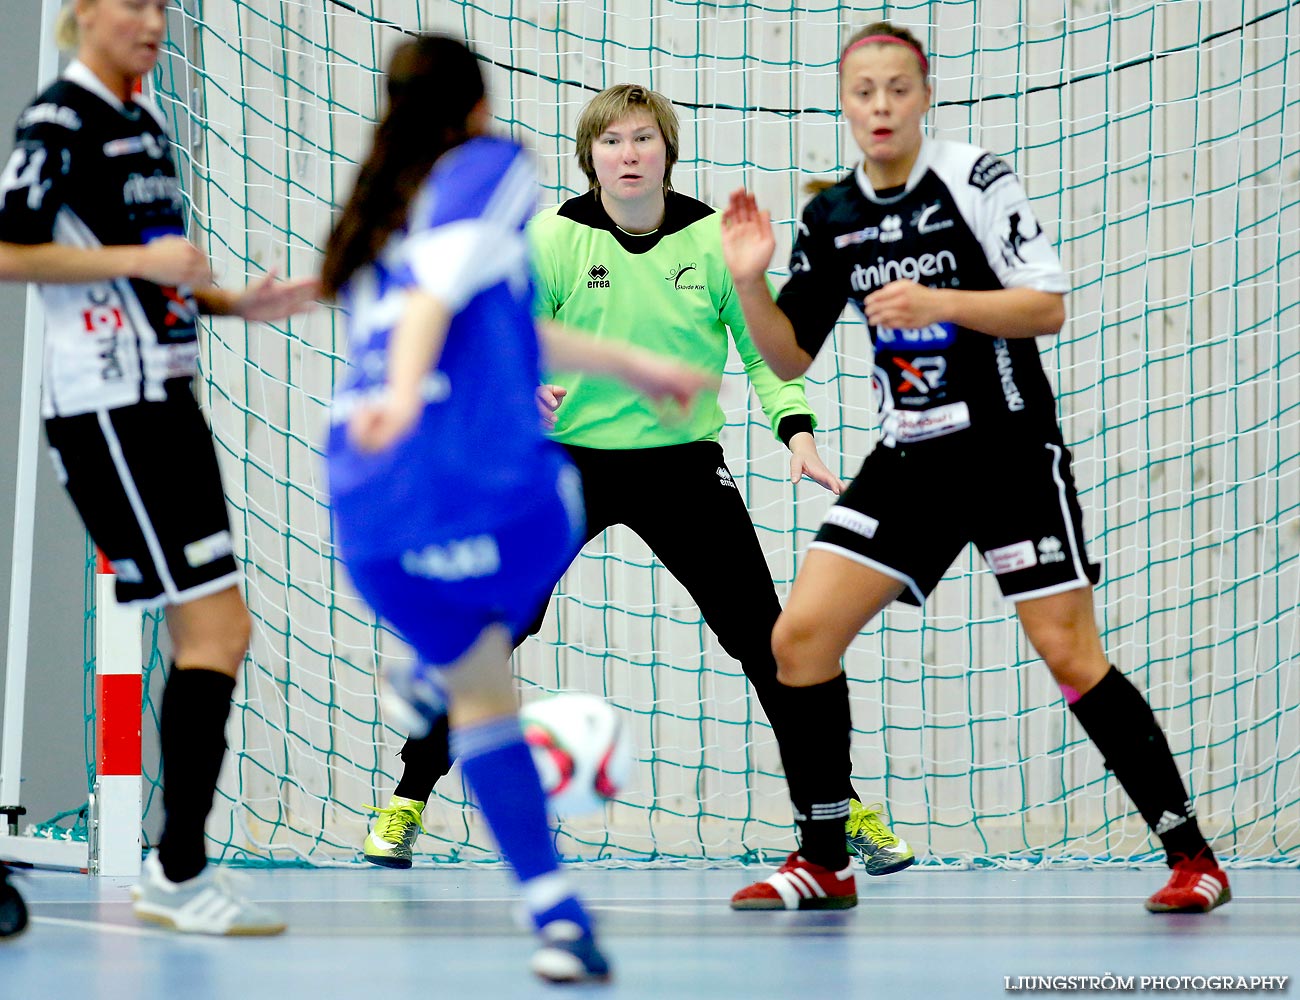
[348,290,452,454]
[538,321,715,410]
[720,189,812,380]
[194,270,320,321]
[0,235,211,287]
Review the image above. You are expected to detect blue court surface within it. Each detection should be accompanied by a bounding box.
[2,866,1296,998]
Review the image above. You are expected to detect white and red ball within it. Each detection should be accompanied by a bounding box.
[521,692,634,817]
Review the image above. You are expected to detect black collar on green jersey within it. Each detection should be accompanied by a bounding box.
[557,190,714,254]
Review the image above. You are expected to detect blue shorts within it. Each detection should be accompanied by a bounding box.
[344,462,584,666]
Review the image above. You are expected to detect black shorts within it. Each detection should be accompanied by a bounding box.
[812,433,1101,606]
[43,380,239,607]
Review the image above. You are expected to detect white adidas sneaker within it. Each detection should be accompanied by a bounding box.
[131,853,286,936]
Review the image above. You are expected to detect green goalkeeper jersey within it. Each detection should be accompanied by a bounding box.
[529,190,816,450]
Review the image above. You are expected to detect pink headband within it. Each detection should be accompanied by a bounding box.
[840,35,929,77]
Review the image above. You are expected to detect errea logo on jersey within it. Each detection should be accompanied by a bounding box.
[666,262,705,290]
[587,264,611,288]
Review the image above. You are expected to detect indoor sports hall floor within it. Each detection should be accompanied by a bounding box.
[3,866,1296,998]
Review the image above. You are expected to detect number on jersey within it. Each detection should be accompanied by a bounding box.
[0,147,50,209]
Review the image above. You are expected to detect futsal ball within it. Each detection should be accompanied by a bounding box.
[521,692,634,817]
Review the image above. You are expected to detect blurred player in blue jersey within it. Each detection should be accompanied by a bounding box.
[319,35,708,985]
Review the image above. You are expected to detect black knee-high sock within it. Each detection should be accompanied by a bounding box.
[394,714,452,803]
[158,665,236,883]
[743,658,860,805]
[770,673,853,871]
[1069,665,1210,864]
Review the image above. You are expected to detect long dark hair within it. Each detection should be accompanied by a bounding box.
[321,35,486,297]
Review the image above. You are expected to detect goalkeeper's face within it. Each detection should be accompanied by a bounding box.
[590,111,668,205]
[839,45,931,171]
[78,0,167,81]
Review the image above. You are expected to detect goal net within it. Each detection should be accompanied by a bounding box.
[114,0,1300,866]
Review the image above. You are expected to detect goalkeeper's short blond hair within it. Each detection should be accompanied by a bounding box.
[575,84,680,193]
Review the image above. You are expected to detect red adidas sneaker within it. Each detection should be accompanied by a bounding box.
[731,852,858,911]
[1145,852,1231,913]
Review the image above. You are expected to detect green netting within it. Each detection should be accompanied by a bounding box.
[86,0,1299,866]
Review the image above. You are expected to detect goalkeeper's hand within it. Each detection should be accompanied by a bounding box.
[536,383,567,429]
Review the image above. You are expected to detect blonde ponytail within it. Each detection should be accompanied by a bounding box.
[54,3,80,53]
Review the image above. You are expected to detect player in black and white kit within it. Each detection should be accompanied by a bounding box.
[721,22,1230,913]
[0,0,315,935]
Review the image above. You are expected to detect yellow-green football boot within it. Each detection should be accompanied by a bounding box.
[845,799,915,875]
[362,795,426,869]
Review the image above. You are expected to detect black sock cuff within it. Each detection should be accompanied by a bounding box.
[395,714,453,802]
[162,665,236,727]
[1068,665,1151,729]
[165,664,237,698]
[777,671,849,708]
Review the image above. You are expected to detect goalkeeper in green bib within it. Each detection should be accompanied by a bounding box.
[362,84,914,877]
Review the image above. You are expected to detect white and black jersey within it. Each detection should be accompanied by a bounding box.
[0,61,198,418]
[791,139,1099,606]
[3,64,235,608]
[777,136,1069,449]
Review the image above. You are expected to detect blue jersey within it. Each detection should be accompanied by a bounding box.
[327,136,566,559]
